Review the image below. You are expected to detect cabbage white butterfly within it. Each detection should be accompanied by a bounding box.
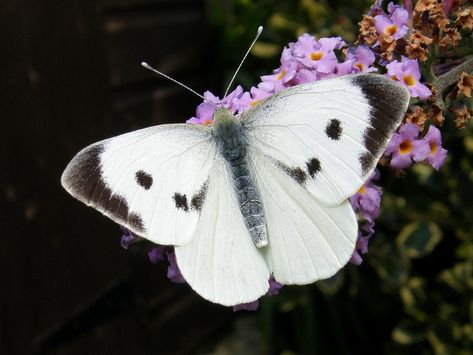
[61,27,409,306]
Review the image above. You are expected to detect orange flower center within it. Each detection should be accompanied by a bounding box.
[202,119,213,126]
[276,69,286,80]
[355,63,365,71]
[250,100,261,107]
[430,142,437,155]
[384,24,398,36]
[310,51,324,61]
[399,140,413,154]
[358,185,367,195]
[403,75,416,86]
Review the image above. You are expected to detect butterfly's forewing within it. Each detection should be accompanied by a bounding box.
[248,150,357,284]
[174,157,270,306]
[61,124,216,246]
[242,74,409,206]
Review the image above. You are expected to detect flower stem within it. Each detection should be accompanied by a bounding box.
[435,56,473,93]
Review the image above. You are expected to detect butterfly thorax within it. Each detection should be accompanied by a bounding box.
[213,108,268,248]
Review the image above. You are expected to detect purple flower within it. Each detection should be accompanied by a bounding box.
[186,86,248,125]
[336,46,378,76]
[260,61,298,92]
[350,46,377,73]
[350,233,371,265]
[368,0,385,16]
[350,249,363,265]
[250,84,273,103]
[350,170,382,222]
[148,246,186,283]
[267,277,283,296]
[148,246,167,263]
[233,276,283,311]
[403,0,413,17]
[186,101,216,125]
[166,250,186,283]
[443,0,454,16]
[233,83,275,111]
[385,123,430,169]
[290,34,345,75]
[424,125,447,170]
[386,56,432,100]
[120,226,137,249]
[374,2,409,40]
[293,68,319,84]
[233,300,259,312]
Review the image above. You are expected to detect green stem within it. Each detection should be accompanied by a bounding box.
[434,56,473,94]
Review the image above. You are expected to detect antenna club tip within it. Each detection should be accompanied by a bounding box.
[141,62,149,67]
[257,26,263,34]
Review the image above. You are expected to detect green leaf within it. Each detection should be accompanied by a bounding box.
[400,278,429,321]
[369,242,411,288]
[252,42,280,58]
[316,270,344,295]
[427,322,463,355]
[392,319,425,345]
[397,222,443,258]
[439,261,473,292]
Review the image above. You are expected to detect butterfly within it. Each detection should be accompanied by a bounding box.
[61,73,409,306]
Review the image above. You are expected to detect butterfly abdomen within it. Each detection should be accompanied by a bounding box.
[213,108,268,248]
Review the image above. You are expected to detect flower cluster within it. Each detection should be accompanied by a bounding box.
[349,170,382,265]
[120,0,473,310]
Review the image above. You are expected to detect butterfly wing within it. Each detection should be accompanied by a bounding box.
[248,150,357,284]
[61,124,216,246]
[174,156,270,306]
[242,74,409,206]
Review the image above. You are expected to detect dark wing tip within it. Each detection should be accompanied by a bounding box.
[349,74,410,175]
[61,144,104,202]
[61,143,145,234]
[350,74,410,112]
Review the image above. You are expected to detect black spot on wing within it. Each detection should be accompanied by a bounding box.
[289,167,308,185]
[306,157,321,178]
[62,144,145,232]
[135,170,153,190]
[350,74,409,174]
[359,152,374,173]
[191,182,208,212]
[173,193,189,212]
[325,119,342,140]
[275,161,308,185]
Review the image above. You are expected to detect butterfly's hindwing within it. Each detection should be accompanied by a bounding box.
[248,150,357,284]
[174,156,270,306]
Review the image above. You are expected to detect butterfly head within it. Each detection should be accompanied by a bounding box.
[212,106,238,128]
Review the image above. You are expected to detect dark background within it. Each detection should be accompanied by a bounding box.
[3,0,473,354]
[2,1,232,354]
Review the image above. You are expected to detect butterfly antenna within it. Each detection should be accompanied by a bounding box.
[141,62,205,100]
[223,26,263,98]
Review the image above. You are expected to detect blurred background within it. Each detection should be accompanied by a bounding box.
[2,0,472,354]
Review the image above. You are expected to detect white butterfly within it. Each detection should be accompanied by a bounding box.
[61,73,409,306]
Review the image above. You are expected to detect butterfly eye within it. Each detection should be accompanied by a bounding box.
[325,119,343,140]
[135,170,153,190]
